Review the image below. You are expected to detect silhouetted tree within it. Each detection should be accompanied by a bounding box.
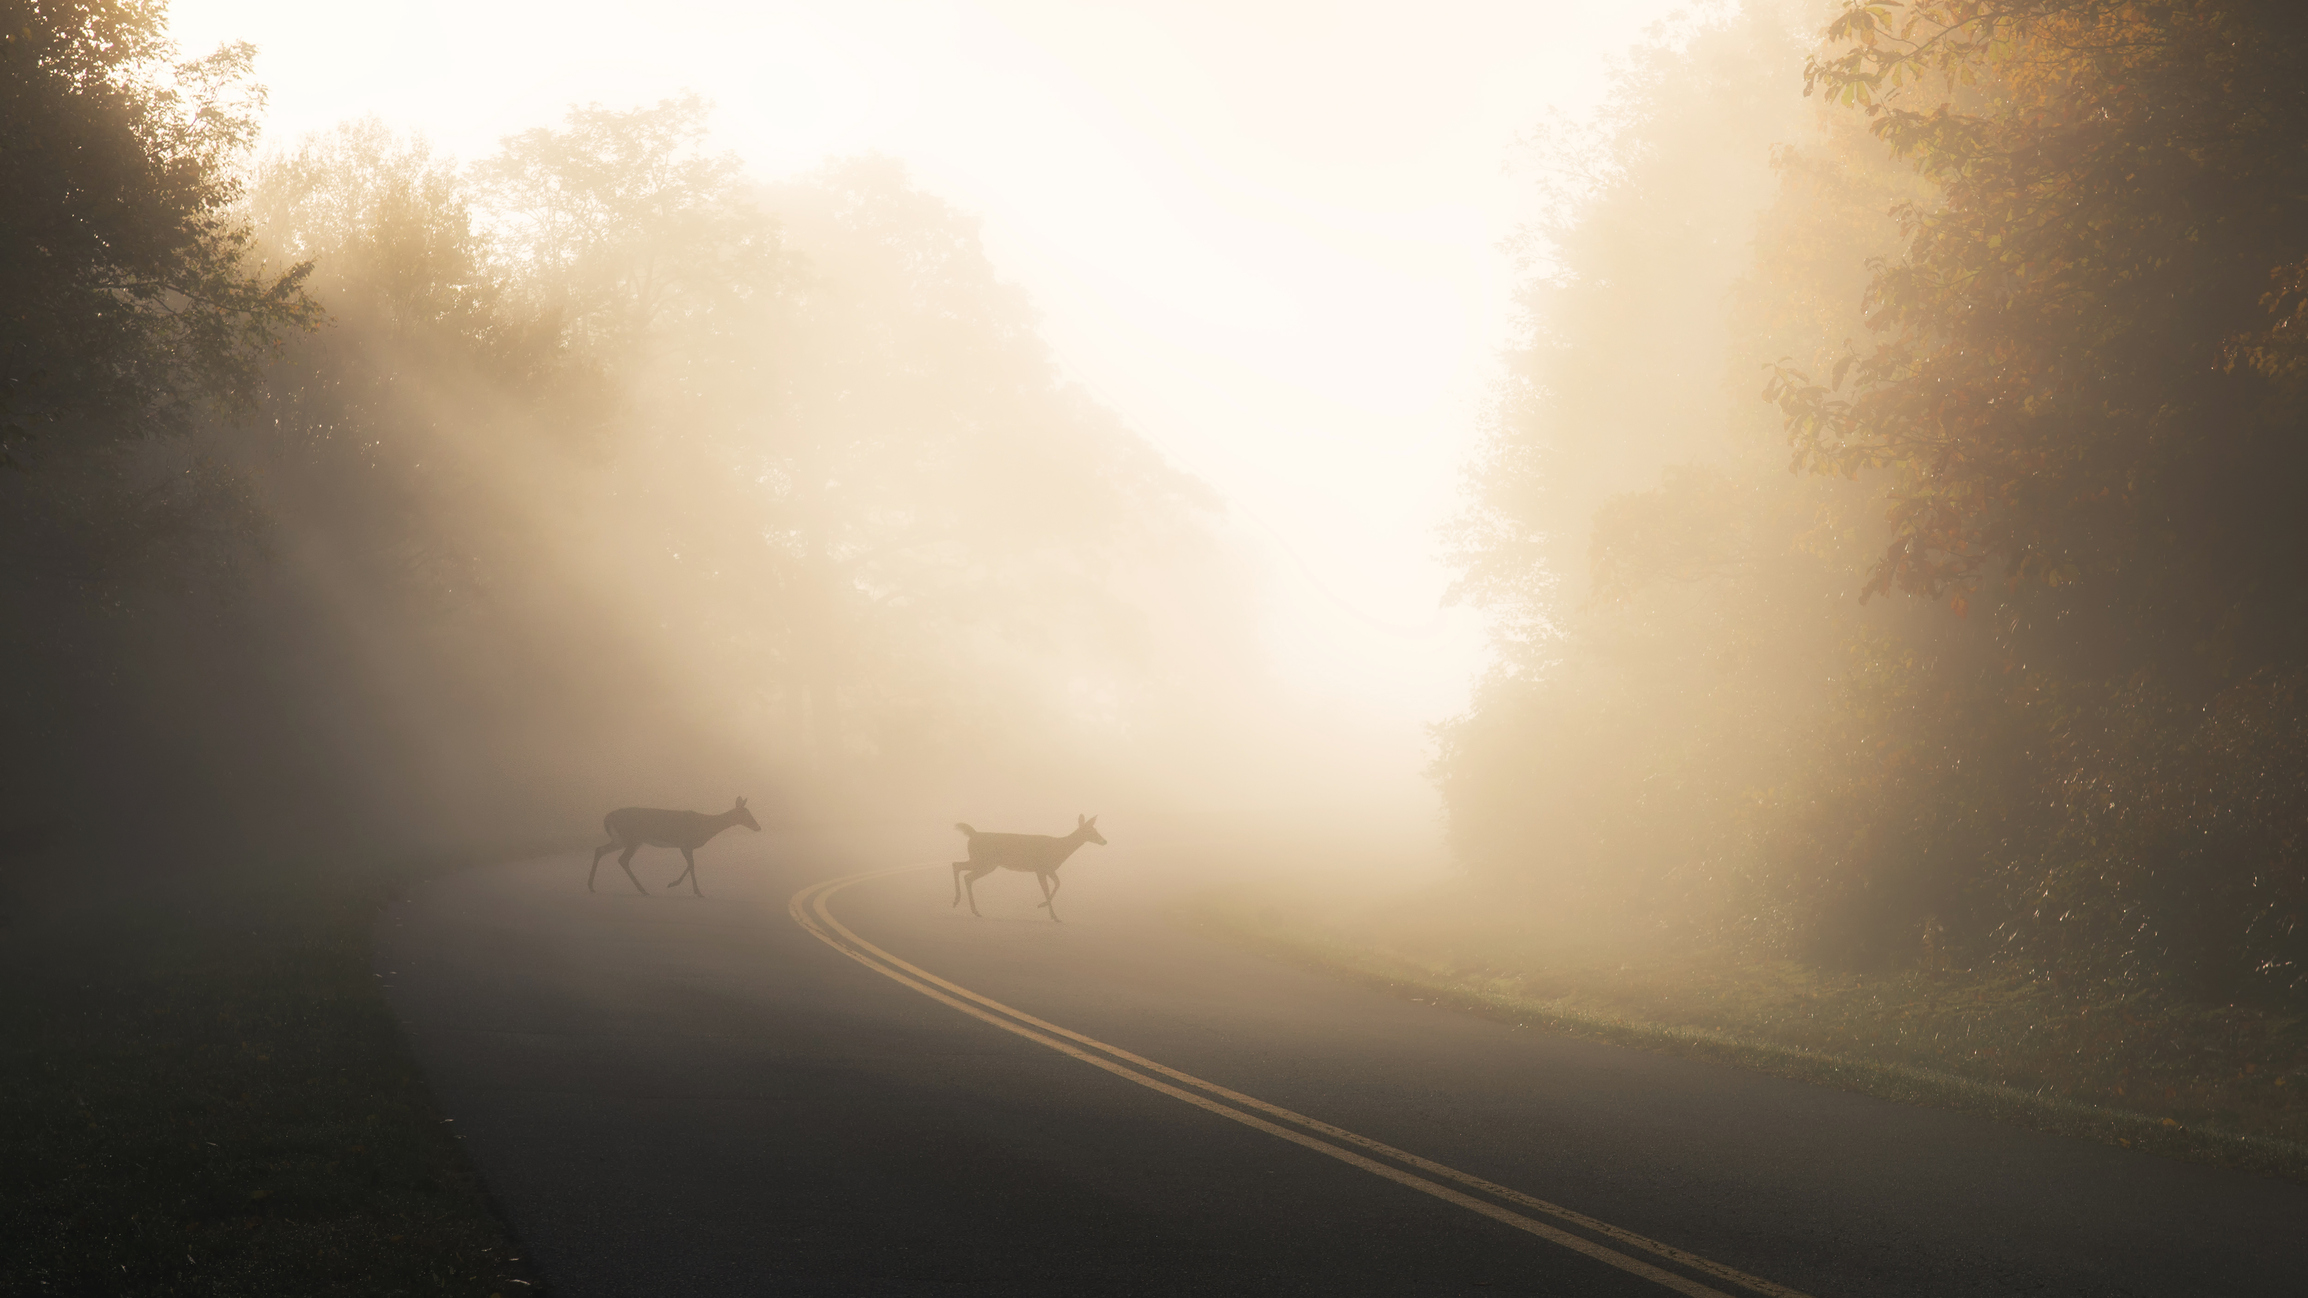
[0,0,314,467]
[1775,0,2308,682]
[1441,0,2308,1002]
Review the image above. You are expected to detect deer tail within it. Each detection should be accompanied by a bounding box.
[954,822,977,838]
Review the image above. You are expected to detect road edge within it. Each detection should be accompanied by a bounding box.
[1181,899,2308,1187]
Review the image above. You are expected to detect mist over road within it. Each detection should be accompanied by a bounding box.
[376,836,2301,1296]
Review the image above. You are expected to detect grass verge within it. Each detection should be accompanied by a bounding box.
[1186,886,2308,1185]
[0,854,546,1297]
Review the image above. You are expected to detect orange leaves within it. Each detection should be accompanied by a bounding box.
[1777,0,2308,620]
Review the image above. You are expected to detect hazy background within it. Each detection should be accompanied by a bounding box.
[3,0,1707,877]
[0,0,1682,883]
[13,0,2306,1009]
[166,0,1687,722]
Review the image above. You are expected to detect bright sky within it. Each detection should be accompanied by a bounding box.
[169,0,1683,726]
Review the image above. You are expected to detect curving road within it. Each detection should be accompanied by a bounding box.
[374,832,2304,1296]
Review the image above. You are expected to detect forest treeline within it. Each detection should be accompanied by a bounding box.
[2,0,1281,861]
[15,0,2305,1008]
[1442,0,2308,1005]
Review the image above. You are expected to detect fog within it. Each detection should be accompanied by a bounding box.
[12,0,2308,1018]
[4,138,1361,869]
[4,0,1690,884]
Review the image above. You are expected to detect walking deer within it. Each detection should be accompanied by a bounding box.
[952,815,1105,921]
[589,797,760,896]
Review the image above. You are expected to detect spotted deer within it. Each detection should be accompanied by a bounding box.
[589,797,760,896]
[951,814,1105,922]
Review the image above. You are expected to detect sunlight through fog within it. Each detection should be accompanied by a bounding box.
[168,0,1686,723]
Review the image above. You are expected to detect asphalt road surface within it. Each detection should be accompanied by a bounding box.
[374,830,2305,1296]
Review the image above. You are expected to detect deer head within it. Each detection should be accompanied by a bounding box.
[734,797,761,832]
[1076,813,1105,846]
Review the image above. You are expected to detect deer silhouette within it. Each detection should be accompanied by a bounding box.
[590,797,760,896]
[952,814,1105,921]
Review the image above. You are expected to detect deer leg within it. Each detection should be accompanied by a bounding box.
[951,861,969,907]
[962,866,994,917]
[617,844,648,895]
[1036,871,1061,922]
[676,847,702,897]
[589,841,619,892]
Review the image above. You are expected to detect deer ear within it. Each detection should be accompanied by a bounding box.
[736,796,747,807]
[1077,813,1086,826]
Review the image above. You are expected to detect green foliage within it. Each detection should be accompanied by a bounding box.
[256,120,515,348]
[0,10,1252,853]
[2004,668,2308,997]
[476,93,773,355]
[1772,0,2308,679]
[1440,0,2308,1010]
[0,0,316,466]
[1769,0,2308,997]
[1436,1,1884,940]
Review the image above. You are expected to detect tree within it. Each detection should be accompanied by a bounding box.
[669,156,1228,773]
[244,120,561,609]
[0,0,315,466]
[474,93,774,355]
[1744,0,2308,994]
[1771,0,2308,682]
[1435,4,1859,919]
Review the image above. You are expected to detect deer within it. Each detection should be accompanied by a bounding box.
[589,797,760,896]
[951,814,1105,922]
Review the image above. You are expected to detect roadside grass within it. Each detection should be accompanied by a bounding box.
[0,854,546,1297]
[1187,883,2308,1184]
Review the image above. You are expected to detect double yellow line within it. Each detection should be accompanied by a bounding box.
[790,867,1813,1298]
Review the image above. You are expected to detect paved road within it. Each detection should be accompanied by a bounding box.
[375,832,2305,1296]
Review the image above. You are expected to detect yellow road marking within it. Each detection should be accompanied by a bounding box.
[789,867,1814,1298]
